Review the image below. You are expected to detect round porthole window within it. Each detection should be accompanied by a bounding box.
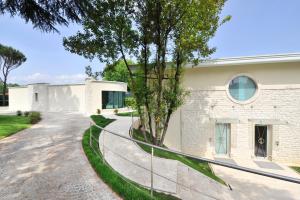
[228,75,257,102]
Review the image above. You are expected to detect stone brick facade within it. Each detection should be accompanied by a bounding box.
[164,59,300,166]
[176,88,300,165]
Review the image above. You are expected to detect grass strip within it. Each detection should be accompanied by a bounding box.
[116,111,139,117]
[132,129,226,185]
[82,115,180,200]
[291,166,300,174]
[0,115,31,140]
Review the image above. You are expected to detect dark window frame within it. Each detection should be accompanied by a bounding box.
[102,91,125,109]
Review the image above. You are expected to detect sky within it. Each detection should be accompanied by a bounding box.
[0,0,300,85]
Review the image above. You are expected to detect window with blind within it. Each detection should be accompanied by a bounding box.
[102,91,125,109]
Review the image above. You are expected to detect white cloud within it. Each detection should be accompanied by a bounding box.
[9,73,88,85]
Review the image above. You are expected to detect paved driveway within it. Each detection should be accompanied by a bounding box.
[0,112,119,200]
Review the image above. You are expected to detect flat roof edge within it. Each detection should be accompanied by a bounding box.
[190,53,300,68]
[8,86,27,89]
[9,80,127,89]
[48,83,85,87]
[90,80,127,85]
[129,53,300,69]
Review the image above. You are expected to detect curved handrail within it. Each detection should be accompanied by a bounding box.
[90,119,300,185]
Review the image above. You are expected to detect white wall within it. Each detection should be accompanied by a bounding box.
[9,87,30,111]
[164,62,300,165]
[48,84,85,112]
[28,83,49,111]
[85,80,127,115]
[8,80,127,115]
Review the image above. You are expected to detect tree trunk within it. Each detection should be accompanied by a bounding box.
[159,51,182,146]
[137,105,149,142]
[154,0,163,146]
[2,77,7,106]
[118,39,149,142]
[143,44,154,143]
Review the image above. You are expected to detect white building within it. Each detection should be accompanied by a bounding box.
[8,78,127,115]
[164,53,300,166]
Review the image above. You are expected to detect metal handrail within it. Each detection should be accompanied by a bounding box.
[90,120,300,185]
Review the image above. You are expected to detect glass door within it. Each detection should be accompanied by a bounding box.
[215,123,230,155]
[255,125,267,157]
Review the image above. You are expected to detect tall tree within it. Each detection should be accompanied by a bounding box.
[64,0,230,146]
[0,0,91,32]
[85,65,101,80]
[0,44,26,106]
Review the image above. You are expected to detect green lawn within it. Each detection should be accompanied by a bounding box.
[291,166,300,173]
[116,111,139,117]
[0,115,31,139]
[132,129,226,185]
[83,115,179,200]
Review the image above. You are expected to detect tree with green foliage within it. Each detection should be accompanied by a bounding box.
[64,0,230,146]
[85,60,132,90]
[0,44,26,106]
[0,0,91,32]
[102,60,132,83]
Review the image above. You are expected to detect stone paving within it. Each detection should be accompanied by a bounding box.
[0,112,119,200]
[212,158,300,200]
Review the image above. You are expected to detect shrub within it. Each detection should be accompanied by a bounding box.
[29,111,41,124]
[16,110,22,116]
[125,96,136,109]
[114,109,118,114]
[96,109,101,115]
[24,111,30,117]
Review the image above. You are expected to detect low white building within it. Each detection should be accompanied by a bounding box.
[8,78,127,115]
[164,53,300,165]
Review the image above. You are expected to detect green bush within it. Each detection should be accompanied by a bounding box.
[125,96,136,109]
[114,109,118,114]
[29,111,41,124]
[16,110,22,116]
[24,111,30,117]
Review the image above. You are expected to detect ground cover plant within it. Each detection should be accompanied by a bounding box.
[116,111,139,117]
[132,129,225,185]
[291,166,300,173]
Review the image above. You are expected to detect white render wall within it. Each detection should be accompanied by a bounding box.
[8,87,29,111]
[85,80,127,114]
[48,84,86,112]
[164,62,300,165]
[27,83,49,111]
[8,79,127,115]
